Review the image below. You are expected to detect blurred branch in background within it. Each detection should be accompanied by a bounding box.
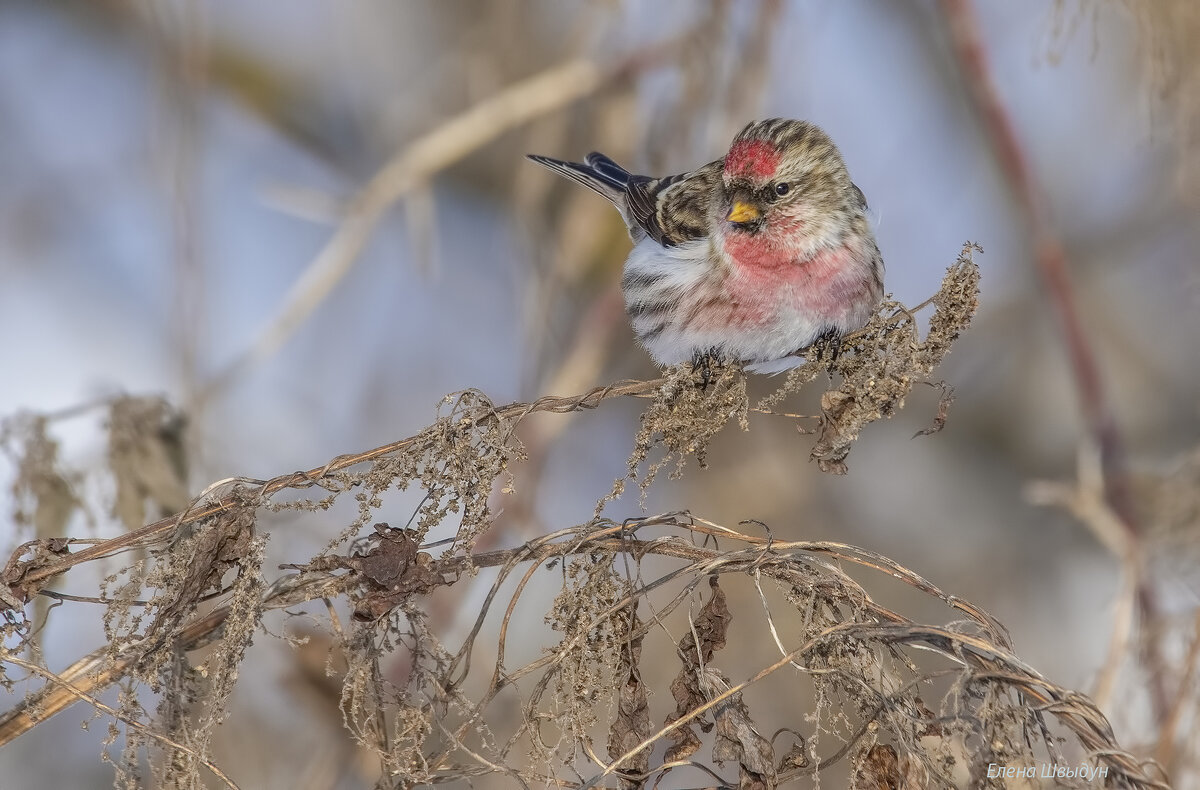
[144,1,208,414]
[205,56,605,398]
[202,31,702,405]
[940,0,1171,733]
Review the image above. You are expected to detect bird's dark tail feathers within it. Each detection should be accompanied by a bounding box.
[526,152,632,204]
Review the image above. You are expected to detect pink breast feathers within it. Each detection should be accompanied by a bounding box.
[724,139,780,180]
[723,235,860,313]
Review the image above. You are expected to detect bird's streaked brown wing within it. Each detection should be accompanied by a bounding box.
[625,159,723,248]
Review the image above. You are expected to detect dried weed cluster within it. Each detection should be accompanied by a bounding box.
[0,246,1170,788]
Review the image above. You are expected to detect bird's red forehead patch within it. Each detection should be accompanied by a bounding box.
[725,139,780,179]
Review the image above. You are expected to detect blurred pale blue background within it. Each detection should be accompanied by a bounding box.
[1,2,1197,787]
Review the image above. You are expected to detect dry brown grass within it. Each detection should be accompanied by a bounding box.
[0,246,1175,788]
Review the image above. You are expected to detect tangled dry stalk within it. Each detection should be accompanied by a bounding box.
[0,246,1172,788]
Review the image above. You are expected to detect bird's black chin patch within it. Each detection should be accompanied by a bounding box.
[728,219,766,234]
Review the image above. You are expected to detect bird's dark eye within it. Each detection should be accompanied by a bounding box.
[774,182,790,197]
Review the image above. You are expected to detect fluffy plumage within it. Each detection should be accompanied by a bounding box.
[528,119,884,372]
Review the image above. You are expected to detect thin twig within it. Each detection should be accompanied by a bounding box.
[1155,608,1200,773]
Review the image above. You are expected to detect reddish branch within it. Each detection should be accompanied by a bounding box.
[938,0,1168,725]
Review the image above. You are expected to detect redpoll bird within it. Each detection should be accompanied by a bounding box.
[528,118,884,373]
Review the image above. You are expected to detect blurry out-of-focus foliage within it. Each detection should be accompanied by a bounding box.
[0,1,1198,788]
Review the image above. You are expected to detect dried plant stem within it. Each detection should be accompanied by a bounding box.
[2,514,1169,787]
[7,377,665,593]
[0,572,348,744]
[9,296,918,595]
[0,514,994,747]
[2,654,241,790]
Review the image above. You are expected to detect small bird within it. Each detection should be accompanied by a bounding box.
[528,118,884,373]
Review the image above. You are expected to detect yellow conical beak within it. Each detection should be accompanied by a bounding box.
[726,200,761,224]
